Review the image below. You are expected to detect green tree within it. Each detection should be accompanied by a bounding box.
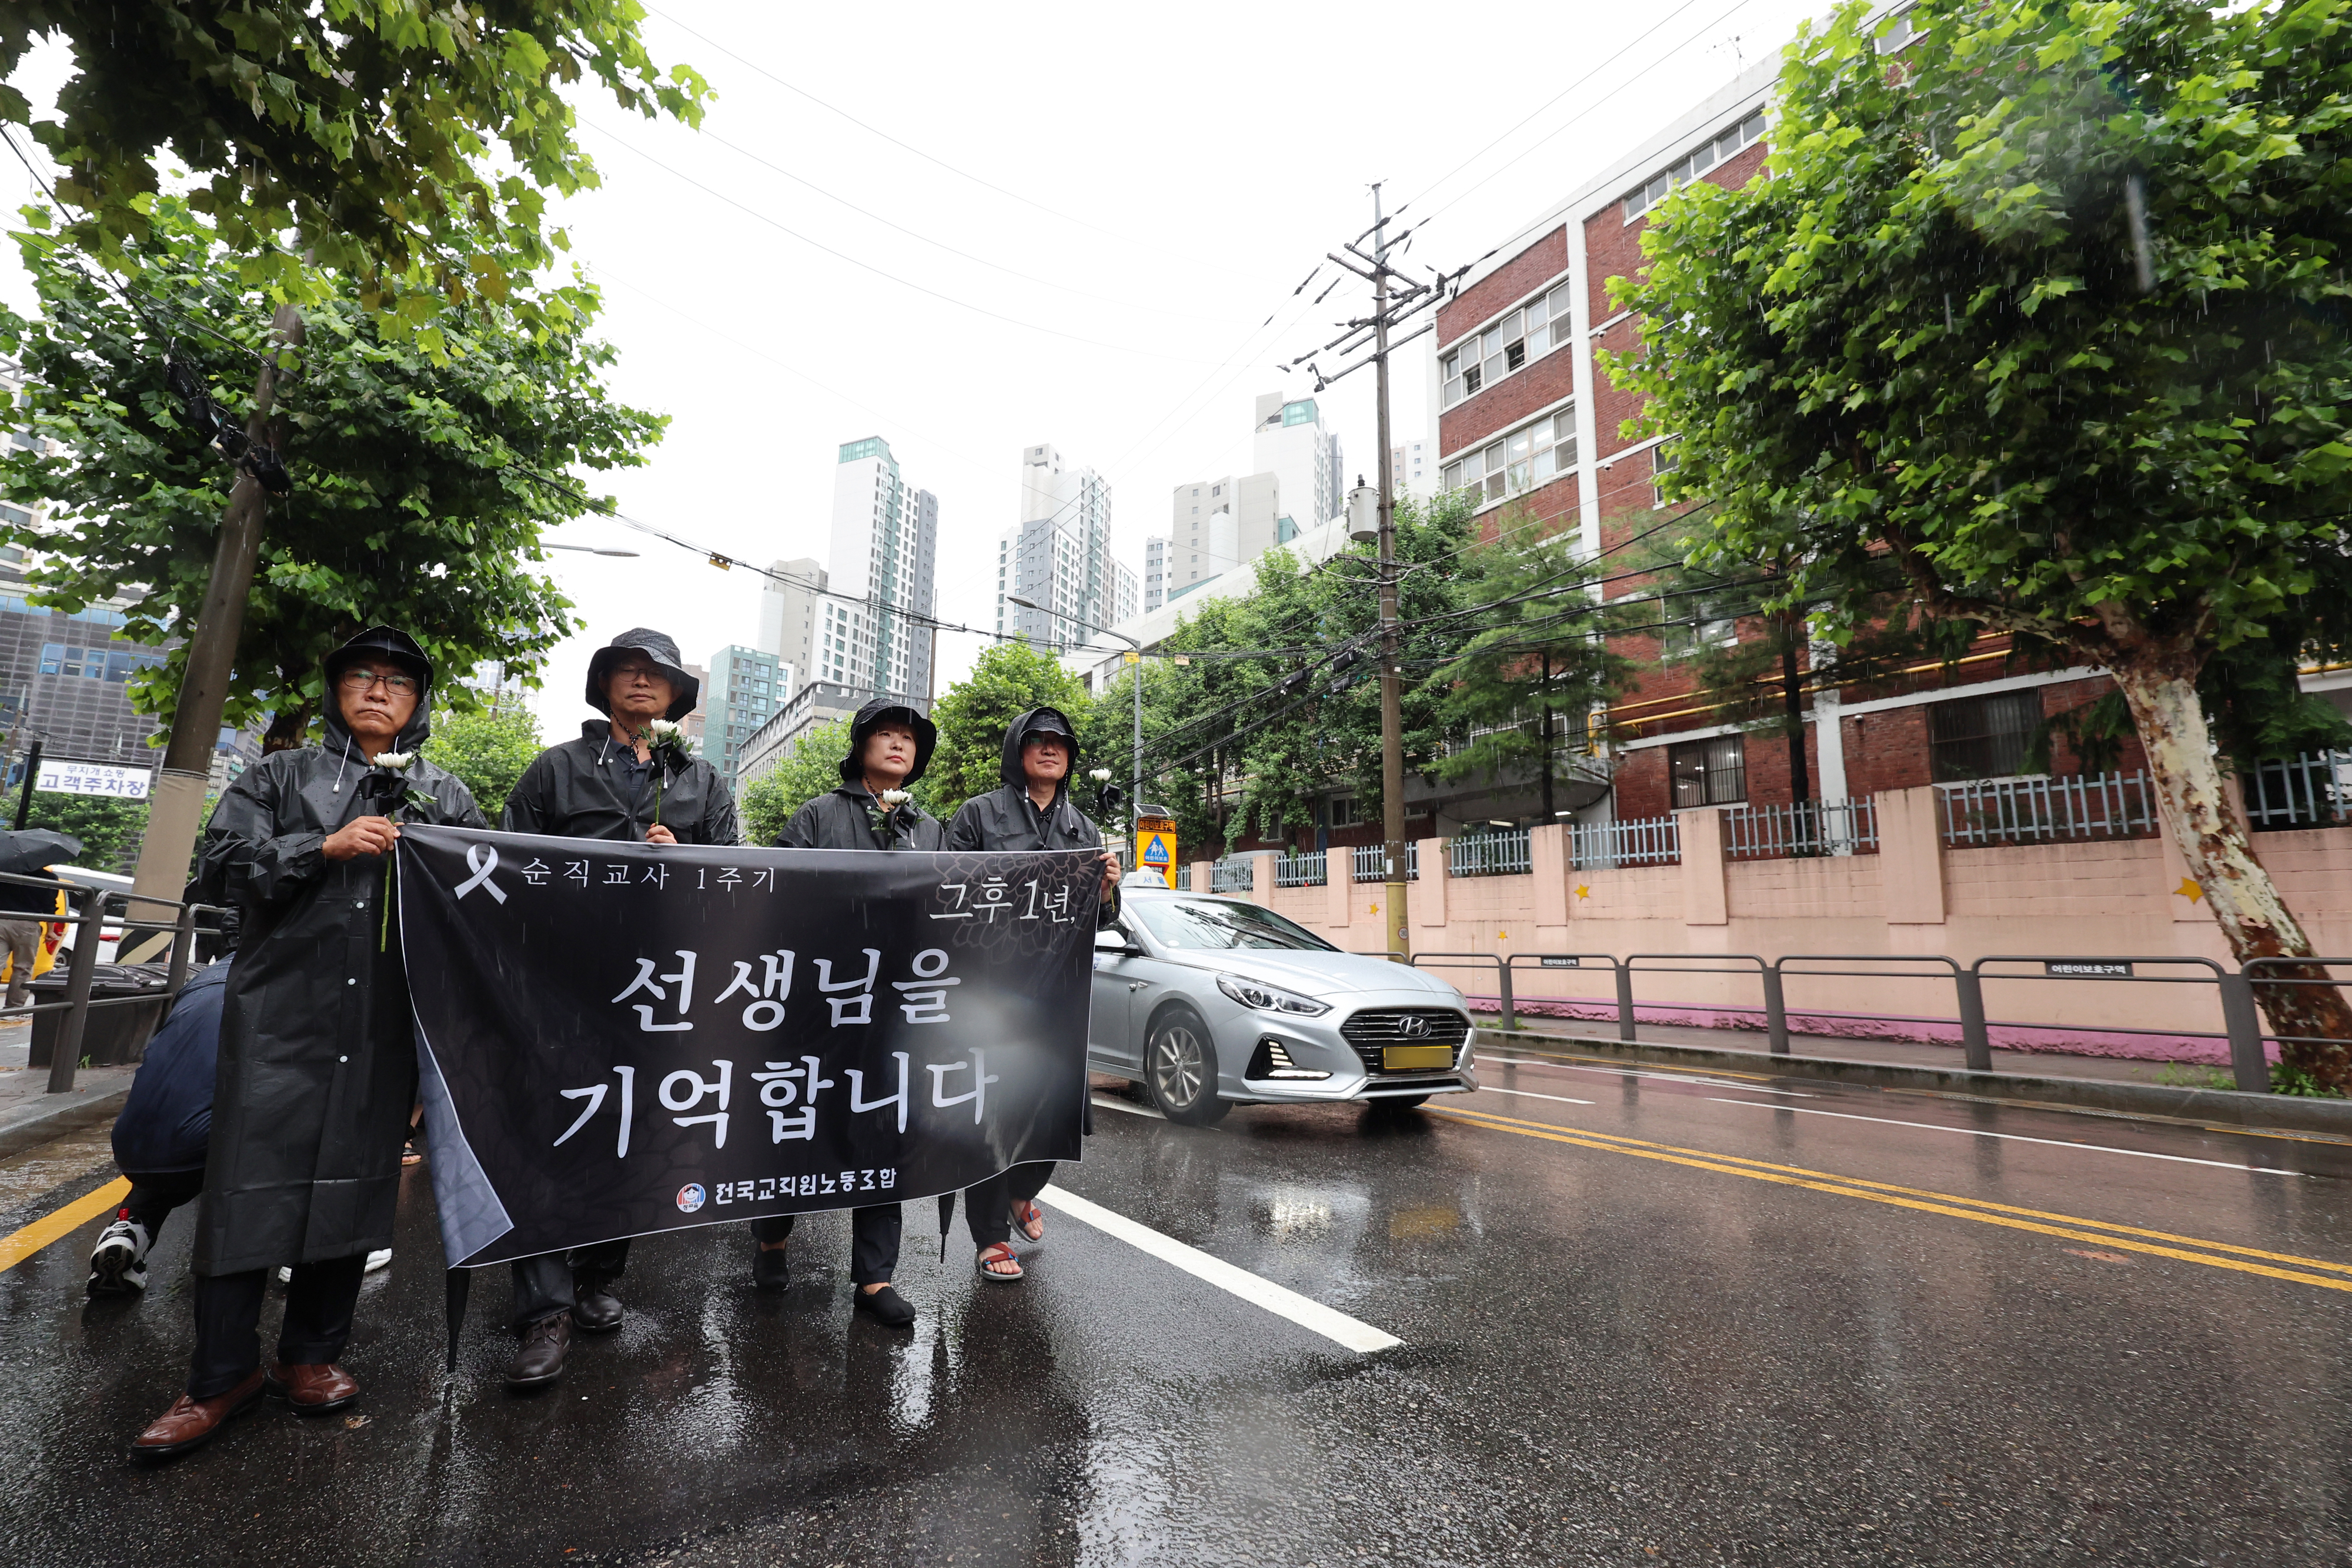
[0,197,663,747]
[1,1,706,338]
[421,703,540,822]
[927,643,1093,822]
[739,718,852,847]
[1434,523,1624,822]
[18,792,148,873]
[1607,0,2352,1079]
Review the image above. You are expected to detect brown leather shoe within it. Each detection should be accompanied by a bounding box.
[505,1311,572,1389]
[268,1361,359,1413]
[131,1369,265,1460]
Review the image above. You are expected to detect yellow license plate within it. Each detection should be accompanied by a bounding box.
[1383,1044,1454,1072]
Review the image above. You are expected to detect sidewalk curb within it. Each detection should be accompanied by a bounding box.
[0,1088,128,1161]
[1478,1030,2352,1137]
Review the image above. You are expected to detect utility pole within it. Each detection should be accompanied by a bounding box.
[1370,185,1410,964]
[129,302,305,916]
[1291,185,1466,963]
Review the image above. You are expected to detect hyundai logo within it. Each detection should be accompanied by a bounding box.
[1398,1016,1430,1039]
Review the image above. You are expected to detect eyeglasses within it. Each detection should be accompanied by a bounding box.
[339,668,419,695]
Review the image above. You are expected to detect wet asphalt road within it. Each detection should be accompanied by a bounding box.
[2,1049,2351,1567]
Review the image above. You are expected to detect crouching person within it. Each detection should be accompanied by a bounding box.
[132,627,486,1460]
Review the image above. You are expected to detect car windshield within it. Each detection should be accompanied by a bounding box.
[1129,897,1338,952]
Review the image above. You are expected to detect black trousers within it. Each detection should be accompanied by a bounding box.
[507,1237,632,1332]
[964,1161,1055,1249]
[120,1167,206,1246]
[750,1203,903,1286]
[187,1253,367,1399]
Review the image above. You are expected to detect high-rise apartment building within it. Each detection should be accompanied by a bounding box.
[707,644,788,788]
[1152,472,1282,611]
[757,558,827,686]
[1254,392,1343,531]
[995,444,1134,647]
[1389,440,1431,500]
[827,437,937,700]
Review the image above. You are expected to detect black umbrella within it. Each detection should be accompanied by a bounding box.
[0,829,82,877]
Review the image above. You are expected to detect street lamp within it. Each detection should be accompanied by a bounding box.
[542,543,642,556]
[1007,595,1143,848]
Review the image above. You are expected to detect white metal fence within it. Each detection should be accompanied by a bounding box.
[1275,850,1327,887]
[2243,750,2352,830]
[1210,857,1255,894]
[1448,827,1533,877]
[1566,813,1681,869]
[1351,842,1421,882]
[1723,797,1880,858]
[1936,770,2159,848]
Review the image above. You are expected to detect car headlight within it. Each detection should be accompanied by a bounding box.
[1217,972,1331,1016]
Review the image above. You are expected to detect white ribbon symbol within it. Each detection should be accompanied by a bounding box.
[455,842,507,904]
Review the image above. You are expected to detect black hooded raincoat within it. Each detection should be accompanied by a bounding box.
[776,698,946,851]
[195,628,487,1277]
[944,707,1118,929]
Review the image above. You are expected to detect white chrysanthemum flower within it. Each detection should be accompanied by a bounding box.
[647,719,684,744]
[375,751,416,771]
[1089,767,1111,782]
[878,789,911,808]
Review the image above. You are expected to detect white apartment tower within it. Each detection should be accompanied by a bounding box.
[757,557,826,685]
[1153,472,1281,610]
[996,443,1135,647]
[826,437,938,700]
[1254,392,1343,531]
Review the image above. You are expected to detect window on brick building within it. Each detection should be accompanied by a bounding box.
[1875,5,1925,53]
[1440,280,1573,408]
[1929,690,2043,781]
[1622,109,1769,220]
[1670,734,1746,807]
[1652,441,1681,507]
[1327,795,1360,828]
[1441,406,1576,507]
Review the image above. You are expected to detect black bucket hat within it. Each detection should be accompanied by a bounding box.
[585,628,700,721]
[838,698,938,787]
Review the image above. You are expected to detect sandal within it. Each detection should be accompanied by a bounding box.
[1010,1199,1044,1242]
[975,1242,1023,1282]
[400,1141,422,1167]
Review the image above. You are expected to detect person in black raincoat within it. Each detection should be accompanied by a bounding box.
[132,627,487,1460]
[946,706,1121,1283]
[500,628,738,1388]
[754,698,943,1327]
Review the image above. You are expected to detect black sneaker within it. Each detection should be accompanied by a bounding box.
[751,1243,789,1292]
[88,1215,151,1296]
[853,1285,917,1327]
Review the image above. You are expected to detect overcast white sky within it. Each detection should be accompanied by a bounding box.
[3,0,1829,732]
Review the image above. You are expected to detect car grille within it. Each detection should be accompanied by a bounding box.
[1339,1008,1470,1074]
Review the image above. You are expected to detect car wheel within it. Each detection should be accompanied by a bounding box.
[1144,1005,1227,1125]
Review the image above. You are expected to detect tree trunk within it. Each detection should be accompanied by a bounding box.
[1538,649,1555,822]
[262,703,313,753]
[1780,616,1811,850]
[2109,656,2352,1088]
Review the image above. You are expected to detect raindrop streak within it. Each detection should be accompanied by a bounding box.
[2123,174,2154,293]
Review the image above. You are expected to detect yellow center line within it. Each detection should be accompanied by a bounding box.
[0,1177,128,1274]
[1432,1106,2352,1295]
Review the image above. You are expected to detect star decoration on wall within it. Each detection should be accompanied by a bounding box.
[2174,878,2201,900]
[1575,885,1592,900]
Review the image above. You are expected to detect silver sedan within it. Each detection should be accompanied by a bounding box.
[1089,885,1479,1125]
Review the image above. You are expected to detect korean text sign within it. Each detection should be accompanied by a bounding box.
[398,826,1100,1268]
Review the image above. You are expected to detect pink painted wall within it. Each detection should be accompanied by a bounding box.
[1244,797,2352,1065]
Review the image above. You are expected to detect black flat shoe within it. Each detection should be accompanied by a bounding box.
[853,1285,917,1327]
[572,1288,623,1333]
[751,1244,790,1292]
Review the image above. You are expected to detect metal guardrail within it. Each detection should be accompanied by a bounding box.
[1723,798,1879,858]
[1937,770,2159,848]
[1448,828,1531,878]
[2243,751,2352,830]
[1176,864,1191,891]
[1352,842,1419,882]
[1565,814,1679,870]
[1406,947,2276,1091]
[1275,850,1327,888]
[0,871,226,1096]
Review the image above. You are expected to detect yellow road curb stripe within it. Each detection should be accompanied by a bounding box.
[1431,1108,2352,1296]
[0,1177,128,1275]
[1448,1102,2352,1276]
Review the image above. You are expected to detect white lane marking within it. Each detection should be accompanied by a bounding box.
[1475,1086,1597,1107]
[1092,1094,1164,1119]
[1037,1185,1402,1353]
[1482,1053,1813,1097]
[1700,1098,2301,1176]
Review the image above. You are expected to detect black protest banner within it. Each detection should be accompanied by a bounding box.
[397,825,1100,1268]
